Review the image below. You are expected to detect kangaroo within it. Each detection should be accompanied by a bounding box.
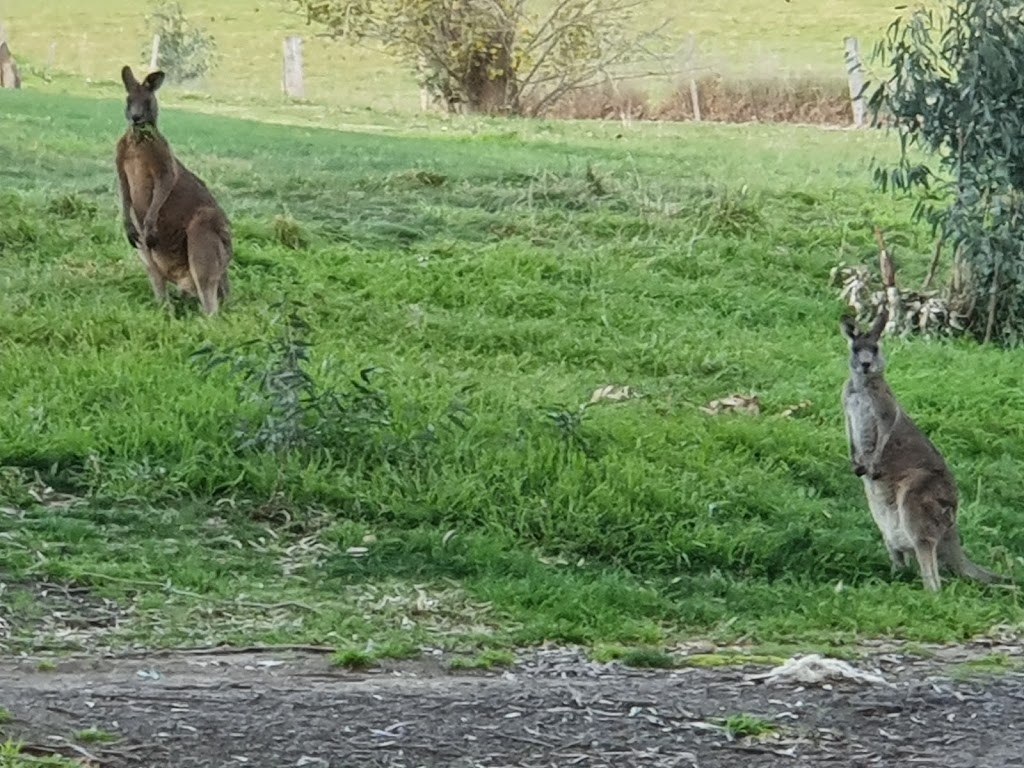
[841,309,1007,591]
[115,66,232,315]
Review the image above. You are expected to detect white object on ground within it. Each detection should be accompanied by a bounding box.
[746,654,891,687]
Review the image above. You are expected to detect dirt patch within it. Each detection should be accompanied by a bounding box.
[3,648,1024,767]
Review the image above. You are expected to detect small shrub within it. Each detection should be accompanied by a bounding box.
[190,302,393,459]
[143,1,217,82]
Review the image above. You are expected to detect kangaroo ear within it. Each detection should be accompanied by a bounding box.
[840,315,859,342]
[142,71,166,92]
[121,65,139,90]
[868,308,889,340]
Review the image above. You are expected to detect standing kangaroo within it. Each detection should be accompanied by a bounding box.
[116,66,232,315]
[841,309,1006,591]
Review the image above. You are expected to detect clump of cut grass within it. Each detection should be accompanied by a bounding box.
[45,192,98,220]
[272,214,309,250]
[721,713,777,740]
[618,646,677,669]
[74,728,118,744]
[1,738,82,767]
[331,647,376,670]
[951,653,1023,679]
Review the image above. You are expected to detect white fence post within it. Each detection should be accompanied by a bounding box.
[149,34,160,70]
[283,36,304,99]
[844,36,866,128]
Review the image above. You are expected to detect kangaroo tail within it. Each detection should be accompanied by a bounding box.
[941,534,1011,585]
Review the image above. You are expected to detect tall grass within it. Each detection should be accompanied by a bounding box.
[1,89,1022,649]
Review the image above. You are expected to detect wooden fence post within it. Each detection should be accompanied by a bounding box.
[47,41,57,69]
[283,36,304,99]
[149,34,160,70]
[844,36,866,128]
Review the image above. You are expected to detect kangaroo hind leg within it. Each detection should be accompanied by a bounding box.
[187,220,230,316]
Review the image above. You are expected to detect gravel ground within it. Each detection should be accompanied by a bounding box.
[3,646,1024,767]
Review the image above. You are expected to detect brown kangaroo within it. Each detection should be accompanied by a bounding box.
[115,66,232,315]
[841,309,1008,591]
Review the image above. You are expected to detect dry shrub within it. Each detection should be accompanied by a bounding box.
[657,75,852,125]
[523,74,855,126]
[527,81,650,120]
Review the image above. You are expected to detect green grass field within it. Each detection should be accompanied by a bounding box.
[1,74,1023,659]
[0,0,913,110]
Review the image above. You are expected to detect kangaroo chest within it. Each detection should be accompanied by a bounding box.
[843,385,878,457]
[119,136,176,217]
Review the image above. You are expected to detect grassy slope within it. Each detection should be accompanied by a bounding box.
[1,87,1023,656]
[0,0,911,110]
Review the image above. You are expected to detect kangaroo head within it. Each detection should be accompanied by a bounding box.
[121,66,165,128]
[840,309,889,378]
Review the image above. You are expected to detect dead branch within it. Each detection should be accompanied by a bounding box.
[873,227,903,331]
[923,236,944,290]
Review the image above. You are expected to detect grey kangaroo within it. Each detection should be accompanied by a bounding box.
[841,309,1006,591]
[116,66,232,315]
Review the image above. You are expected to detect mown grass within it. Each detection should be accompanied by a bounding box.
[0,740,79,768]
[1,87,1023,657]
[1,0,915,111]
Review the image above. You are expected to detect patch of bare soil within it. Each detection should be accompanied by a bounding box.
[3,648,1024,767]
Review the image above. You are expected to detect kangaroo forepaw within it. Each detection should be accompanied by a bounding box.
[124,220,141,248]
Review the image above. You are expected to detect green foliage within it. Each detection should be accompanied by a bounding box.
[331,647,377,669]
[721,713,777,739]
[144,1,217,82]
[869,0,1024,345]
[617,646,676,669]
[190,304,395,460]
[74,728,118,744]
[0,740,81,768]
[293,0,658,115]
